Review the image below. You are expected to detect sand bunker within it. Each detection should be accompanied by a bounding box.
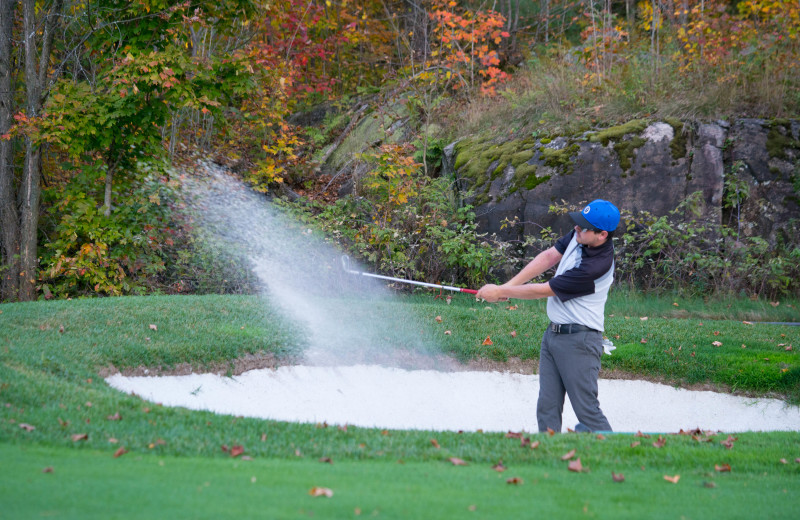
[106,365,800,433]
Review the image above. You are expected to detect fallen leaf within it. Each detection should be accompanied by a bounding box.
[785,345,793,351]
[547,428,555,436]
[492,461,507,472]
[58,325,65,333]
[482,336,493,346]
[663,474,680,483]
[640,316,648,321]
[106,412,122,421]
[713,331,721,336]
[770,301,779,307]
[743,321,753,325]
[510,330,517,338]
[430,438,440,449]
[530,440,540,449]
[561,449,576,460]
[721,435,738,449]
[221,445,229,453]
[630,441,641,448]
[113,447,128,458]
[520,437,530,447]
[506,477,523,484]
[230,445,244,457]
[309,487,334,497]
[779,458,788,464]
[261,433,267,441]
[449,457,468,466]
[444,330,452,335]
[435,316,443,323]
[704,481,717,488]
[712,341,722,347]
[652,436,667,448]
[319,457,333,464]
[568,458,584,472]
[715,463,731,472]
[505,431,522,439]
[640,338,648,344]
[611,471,625,482]
[71,433,88,442]
[108,437,118,443]
[596,434,606,440]
[796,458,800,464]
[506,305,518,310]
[19,423,35,431]
[149,324,158,331]
[42,466,54,473]
[635,431,650,438]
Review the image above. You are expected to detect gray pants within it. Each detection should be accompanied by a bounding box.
[537,327,612,433]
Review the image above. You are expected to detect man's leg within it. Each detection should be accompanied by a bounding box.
[556,331,612,432]
[536,330,566,432]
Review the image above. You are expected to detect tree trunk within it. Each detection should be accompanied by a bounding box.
[20,0,42,301]
[0,0,19,300]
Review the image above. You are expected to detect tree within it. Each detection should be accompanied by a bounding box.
[0,0,18,299]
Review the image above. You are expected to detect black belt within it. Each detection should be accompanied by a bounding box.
[549,322,598,334]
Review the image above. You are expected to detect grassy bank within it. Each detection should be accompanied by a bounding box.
[1,293,798,517]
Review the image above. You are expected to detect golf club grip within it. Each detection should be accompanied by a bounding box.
[460,288,479,294]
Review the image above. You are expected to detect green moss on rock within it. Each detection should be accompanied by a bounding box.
[614,136,646,172]
[767,121,800,161]
[665,118,687,160]
[589,119,648,146]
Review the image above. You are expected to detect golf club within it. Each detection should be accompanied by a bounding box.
[341,255,478,294]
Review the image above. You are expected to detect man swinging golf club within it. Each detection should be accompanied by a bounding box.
[476,199,621,433]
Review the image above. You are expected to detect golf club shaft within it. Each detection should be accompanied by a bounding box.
[342,256,477,294]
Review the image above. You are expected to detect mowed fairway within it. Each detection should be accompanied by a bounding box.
[1,293,799,518]
[3,441,799,520]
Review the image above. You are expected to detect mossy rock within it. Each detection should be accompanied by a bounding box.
[664,118,687,160]
[766,121,800,161]
[540,143,580,171]
[589,119,649,146]
[614,136,647,172]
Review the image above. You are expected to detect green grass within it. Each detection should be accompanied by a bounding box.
[1,292,799,517]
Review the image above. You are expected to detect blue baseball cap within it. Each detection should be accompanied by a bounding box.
[569,199,620,232]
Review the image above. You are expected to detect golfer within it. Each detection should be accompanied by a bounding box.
[476,199,620,433]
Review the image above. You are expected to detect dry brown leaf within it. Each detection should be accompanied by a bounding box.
[510,330,517,338]
[106,412,122,421]
[567,458,584,473]
[492,461,507,472]
[19,423,35,431]
[630,441,641,448]
[596,434,606,440]
[779,458,788,464]
[611,471,625,482]
[505,431,523,439]
[42,466,54,473]
[309,487,334,498]
[113,447,128,458]
[449,457,468,466]
[319,457,333,464]
[430,438,440,449]
[230,445,244,457]
[652,436,667,448]
[561,449,576,461]
[482,336,493,346]
[530,440,540,449]
[149,324,158,331]
[506,305,518,310]
[635,431,651,438]
[435,316,443,323]
[663,475,680,483]
[714,463,731,472]
[506,477,523,484]
[71,433,88,442]
[547,428,555,436]
[444,330,452,335]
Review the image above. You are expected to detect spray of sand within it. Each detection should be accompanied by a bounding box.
[180,161,453,368]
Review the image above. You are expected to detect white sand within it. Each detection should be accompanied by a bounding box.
[105,365,800,433]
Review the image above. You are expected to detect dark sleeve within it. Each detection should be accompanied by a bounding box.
[554,231,574,254]
[549,247,613,302]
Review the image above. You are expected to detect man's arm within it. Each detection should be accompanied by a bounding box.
[476,246,562,302]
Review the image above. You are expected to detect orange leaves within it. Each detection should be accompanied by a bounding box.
[481,336,493,346]
[567,458,584,473]
[715,463,732,473]
[113,447,128,458]
[449,457,468,466]
[561,449,576,461]
[611,471,625,483]
[309,487,334,498]
[663,474,680,484]
[71,433,88,442]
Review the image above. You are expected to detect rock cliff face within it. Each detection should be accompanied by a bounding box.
[443,119,800,245]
